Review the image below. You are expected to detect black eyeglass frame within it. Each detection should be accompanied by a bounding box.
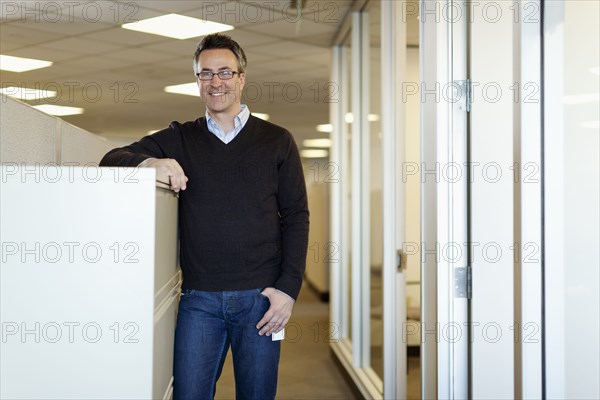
[195,70,241,81]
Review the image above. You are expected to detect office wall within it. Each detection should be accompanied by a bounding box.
[303,159,330,297]
[562,2,600,396]
[545,1,600,398]
[0,95,116,165]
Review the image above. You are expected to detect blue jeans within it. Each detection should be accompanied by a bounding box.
[173,288,280,399]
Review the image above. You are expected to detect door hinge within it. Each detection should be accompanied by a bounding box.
[454,265,472,299]
[456,79,472,113]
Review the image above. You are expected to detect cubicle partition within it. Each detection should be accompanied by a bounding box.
[0,165,180,399]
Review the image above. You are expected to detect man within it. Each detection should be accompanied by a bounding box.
[100,33,309,399]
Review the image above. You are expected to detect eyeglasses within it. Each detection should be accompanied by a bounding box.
[195,70,240,81]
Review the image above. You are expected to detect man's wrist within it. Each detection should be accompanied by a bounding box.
[275,288,295,302]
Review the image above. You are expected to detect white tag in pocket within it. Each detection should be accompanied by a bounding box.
[271,328,285,341]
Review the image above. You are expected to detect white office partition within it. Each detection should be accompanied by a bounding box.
[0,165,180,399]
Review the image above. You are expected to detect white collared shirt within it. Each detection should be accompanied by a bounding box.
[205,104,250,144]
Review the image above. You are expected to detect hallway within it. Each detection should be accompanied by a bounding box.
[215,284,358,399]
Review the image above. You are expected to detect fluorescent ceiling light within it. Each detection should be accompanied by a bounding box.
[301,149,329,158]
[0,86,57,100]
[32,105,84,116]
[253,113,270,121]
[0,54,53,72]
[303,138,332,148]
[563,93,599,105]
[122,14,233,40]
[164,82,198,97]
[316,124,333,133]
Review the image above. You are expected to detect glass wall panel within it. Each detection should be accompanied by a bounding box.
[404,2,421,399]
[367,0,384,380]
[341,30,353,344]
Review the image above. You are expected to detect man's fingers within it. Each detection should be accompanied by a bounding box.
[256,310,274,330]
[147,158,188,192]
[256,287,295,335]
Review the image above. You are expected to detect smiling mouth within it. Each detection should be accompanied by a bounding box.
[208,91,228,96]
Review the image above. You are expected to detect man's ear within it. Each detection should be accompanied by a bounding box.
[238,72,246,90]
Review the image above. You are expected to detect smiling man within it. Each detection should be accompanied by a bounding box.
[99,33,309,399]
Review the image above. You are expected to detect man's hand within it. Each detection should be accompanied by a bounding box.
[256,287,295,336]
[144,158,188,192]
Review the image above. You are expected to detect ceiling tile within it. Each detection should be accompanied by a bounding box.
[293,31,335,48]
[225,29,278,49]
[0,1,162,31]
[237,0,351,24]
[241,16,337,41]
[246,40,324,58]
[108,46,177,63]
[3,45,81,62]
[134,0,208,14]
[80,26,171,46]
[42,36,124,54]
[140,38,203,57]
[0,24,67,49]
[62,55,136,71]
[186,1,298,28]
[1,17,112,36]
[47,1,165,25]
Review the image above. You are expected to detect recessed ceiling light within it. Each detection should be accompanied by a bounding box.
[252,113,270,121]
[0,86,57,100]
[303,138,332,148]
[301,149,329,158]
[32,105,84,116]
[0,55,53,72]
[164,82,199,97]
[316,124,333,133]
[122,14,233,40]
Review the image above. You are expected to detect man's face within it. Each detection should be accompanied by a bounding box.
[196,48,245,116]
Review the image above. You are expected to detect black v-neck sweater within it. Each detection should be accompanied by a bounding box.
[100,116,309,300]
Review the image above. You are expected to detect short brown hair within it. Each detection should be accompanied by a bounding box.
[193,33,247,74]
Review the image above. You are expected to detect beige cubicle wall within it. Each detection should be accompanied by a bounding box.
[0,95,115,165]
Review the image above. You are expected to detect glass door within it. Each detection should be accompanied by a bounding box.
[330,1,412,397]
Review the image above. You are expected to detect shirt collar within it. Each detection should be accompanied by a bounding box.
[205,104,250,130]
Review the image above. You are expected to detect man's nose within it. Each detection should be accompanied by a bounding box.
[209,73,224,83]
